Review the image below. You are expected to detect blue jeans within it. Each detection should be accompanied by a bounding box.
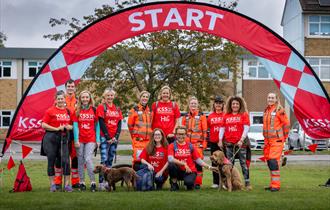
[99,137,117,183]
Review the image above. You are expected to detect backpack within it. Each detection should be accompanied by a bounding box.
[135,164,154,191]
[10,161,32,193]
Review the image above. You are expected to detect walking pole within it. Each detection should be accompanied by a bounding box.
[60,132,64,191]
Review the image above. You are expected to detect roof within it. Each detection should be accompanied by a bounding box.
[299,0,330,13]
[0,47,56,59]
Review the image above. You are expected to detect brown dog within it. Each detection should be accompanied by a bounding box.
[93,165,139,191]
[210,150,243,192]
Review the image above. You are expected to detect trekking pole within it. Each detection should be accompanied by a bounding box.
[60,132,64,191]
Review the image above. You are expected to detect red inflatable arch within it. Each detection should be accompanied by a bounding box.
[2,1,330,155]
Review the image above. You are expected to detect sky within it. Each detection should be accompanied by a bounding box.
[0,0,286,48]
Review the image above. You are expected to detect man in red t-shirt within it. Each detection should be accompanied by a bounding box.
[168,126,214,191]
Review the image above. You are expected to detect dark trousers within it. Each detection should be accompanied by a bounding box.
[210,142,220,185]
[225,144,250,185]
[168,163,196,190]
[43,132,70,176]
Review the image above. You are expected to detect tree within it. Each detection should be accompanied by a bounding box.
[0,32,6,47]
[44,0,242,112]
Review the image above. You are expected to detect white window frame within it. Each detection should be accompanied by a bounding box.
[0,110,14,128]
[249,112,264,125]
[243,59,272,80]
[306,56,330,82]
[24,60,44,79]
[307,15,330,37]
[0,60,15,79]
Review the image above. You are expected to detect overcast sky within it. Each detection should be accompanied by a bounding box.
[0,0,286,48]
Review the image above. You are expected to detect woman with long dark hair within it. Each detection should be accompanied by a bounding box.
[140,128,168,190]
[219,96,251,190]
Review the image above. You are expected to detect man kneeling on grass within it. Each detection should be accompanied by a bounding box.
[168,126,215,191]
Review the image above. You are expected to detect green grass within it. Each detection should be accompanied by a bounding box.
[0,161,329,210]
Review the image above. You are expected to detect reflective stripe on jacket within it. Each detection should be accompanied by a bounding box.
[127,104,152,144]
[263,105,290,141]
[182,111,208,148]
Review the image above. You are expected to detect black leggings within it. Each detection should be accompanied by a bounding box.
[210,142,220,185]
[43,132,70,176]
[168,163,196,189]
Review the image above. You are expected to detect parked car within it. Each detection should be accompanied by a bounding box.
[248,124,264,150]
[288,122,329,150]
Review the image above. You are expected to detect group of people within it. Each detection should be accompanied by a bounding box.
[41,80,290,193]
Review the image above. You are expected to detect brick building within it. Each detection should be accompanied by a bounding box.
[0,48,56,139]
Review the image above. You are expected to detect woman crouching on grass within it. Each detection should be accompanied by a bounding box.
[140,128,168,190]
[73,90,100,192]
[41,90,73,192]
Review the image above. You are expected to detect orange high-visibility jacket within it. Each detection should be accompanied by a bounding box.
[263,105,290,141]
[182,111,208,149]
[65,94,77,113]
[128,104,152,147]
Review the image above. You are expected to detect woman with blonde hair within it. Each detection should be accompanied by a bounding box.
[72,90,100,192]
[263,92,289,192]
[218,95,251,190]
[140,128,168,190]
[181,96,207,189]
[96,88,123,190]
[151,86,181,144]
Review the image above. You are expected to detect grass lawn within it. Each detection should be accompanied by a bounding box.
[0,161,329,210]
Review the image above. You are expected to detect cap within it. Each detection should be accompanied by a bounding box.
[214,96,224,103]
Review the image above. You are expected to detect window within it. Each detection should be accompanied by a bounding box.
[0,111,13,128]
[0,61,12,78]
[245,60,271,79]
[309,15,330,36]
[28,61,43,78]
[306,57,330,81]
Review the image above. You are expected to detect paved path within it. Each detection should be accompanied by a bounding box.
[1,143,329,165]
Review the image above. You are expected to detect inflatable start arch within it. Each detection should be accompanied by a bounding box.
[2,1,330,154]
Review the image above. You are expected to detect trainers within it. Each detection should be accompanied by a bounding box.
[264,187,271,191]
[72,183,80,189]
[50,184,57,192]
[245,183,253,191]
[80,183,86,191]
[99,182,106,191]
[270,188,280,192]
[282,157,287,167]
[170,183,179,191]
[194,184,201,190]
[55,184,62,191]
[211,184,219,189]
[90,183,97,192]
[64,185,73,192]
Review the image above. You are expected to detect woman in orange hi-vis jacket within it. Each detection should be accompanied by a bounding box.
[263,92,290,192]
[127,91,153,171]
[181,96,207,189]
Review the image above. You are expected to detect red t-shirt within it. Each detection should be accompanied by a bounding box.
[168,142,200,172]
[152,101,180,136]
[42,106,72,128]
[223,112,250,144]
[96,103,123,138]
[207,112,224,143]
[72,107,97,143]
[139,146,168,173]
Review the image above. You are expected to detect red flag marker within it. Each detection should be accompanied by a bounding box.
[259,156,267,162]
[308,144,318,153]
[22,145,33,159]
[7,156,15,170]
[284,150,293,155]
